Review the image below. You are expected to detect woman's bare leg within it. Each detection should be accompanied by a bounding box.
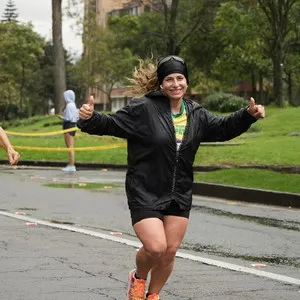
[133,218,167,279]
[147,216,189,294]
[64,133,75,166]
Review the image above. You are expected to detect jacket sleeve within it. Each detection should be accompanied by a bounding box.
[77,98,150,139]
[202,107,257,142]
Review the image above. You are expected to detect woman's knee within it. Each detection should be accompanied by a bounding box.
[144,242,167,259]
[163,247,177,262]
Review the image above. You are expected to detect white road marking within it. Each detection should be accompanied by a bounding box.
[1,210,299,286]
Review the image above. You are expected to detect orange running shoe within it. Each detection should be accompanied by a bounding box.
[146,293,160,300]
[126,269,146,300]
[145,293,160,300]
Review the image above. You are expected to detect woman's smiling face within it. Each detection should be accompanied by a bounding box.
[161,73,188,101]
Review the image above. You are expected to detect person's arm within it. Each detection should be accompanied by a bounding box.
[77,95,123,136]
[77,95,150,139]
[0,127,20,165]
[202,98,265,142]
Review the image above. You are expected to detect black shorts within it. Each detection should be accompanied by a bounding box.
[63,121,77,136]
[130,201,190,226]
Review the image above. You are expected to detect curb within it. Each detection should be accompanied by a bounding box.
[0,160,128,170]
[1,160,299,209]
[192,182,300,209]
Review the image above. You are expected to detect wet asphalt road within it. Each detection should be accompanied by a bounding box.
[0,165,299,300]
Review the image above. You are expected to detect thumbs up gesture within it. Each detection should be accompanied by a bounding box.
[247,97,265,119]
[79,95,95,120]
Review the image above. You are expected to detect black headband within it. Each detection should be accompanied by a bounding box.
[157,56,189,85]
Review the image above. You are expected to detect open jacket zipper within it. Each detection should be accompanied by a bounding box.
[171,100,190,194]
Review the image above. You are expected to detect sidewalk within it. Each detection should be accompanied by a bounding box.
[1,160,300,208]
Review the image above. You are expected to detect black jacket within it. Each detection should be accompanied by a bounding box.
[77,91,257,211]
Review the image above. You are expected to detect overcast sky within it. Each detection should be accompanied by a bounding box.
[0,0,83,57]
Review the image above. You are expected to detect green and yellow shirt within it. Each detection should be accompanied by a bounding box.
[172,101,187,150]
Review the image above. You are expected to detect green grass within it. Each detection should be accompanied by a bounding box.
[194,169,300,194]
[1,105,300,193]
[195,105,300,166]
[2,115,127,163]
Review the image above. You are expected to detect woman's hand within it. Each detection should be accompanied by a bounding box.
[247,97,265,119]
[7,148,20,165]
[79,95,95,120]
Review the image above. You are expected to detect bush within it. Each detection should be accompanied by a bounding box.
[203,93,249,112]
[0,115,48,129]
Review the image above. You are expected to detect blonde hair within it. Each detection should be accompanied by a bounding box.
[126,58,159,97]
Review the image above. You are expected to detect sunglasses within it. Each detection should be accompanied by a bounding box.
[158,55,185,67]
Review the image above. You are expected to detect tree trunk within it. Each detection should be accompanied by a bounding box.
[259,70,264,104]
[20,62,25,114]
[165,0,179,54]
[257,0,297,107]
[272,50,283,107]
[287,72,292,105]
[251,71,256,99]
[52,0,66,114]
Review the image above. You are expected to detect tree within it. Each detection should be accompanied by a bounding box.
[52,0,66,114]
[0,22,45,119]
[211,1,271,102]
[160,0,223,55]
[107,0,223,59]
[283,52,300,105]
[0,74,20,121]
[1,0,18,22]
[81,23,137,109]
[39,42,84,113]
[67,0,226,100]
[108,13,165,59]
[257,0,300,107]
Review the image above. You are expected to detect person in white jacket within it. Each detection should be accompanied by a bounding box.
[61,90,78,172]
